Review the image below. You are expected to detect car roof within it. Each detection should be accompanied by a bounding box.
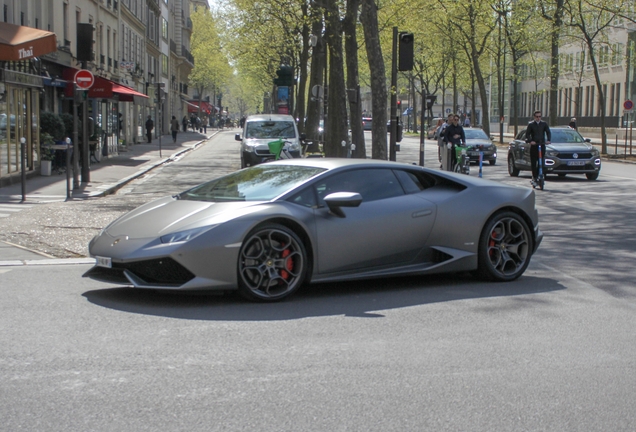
[245,114,295,122]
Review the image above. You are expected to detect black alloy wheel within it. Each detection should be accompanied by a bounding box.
[237,223,307,302]
[476,211,532,282]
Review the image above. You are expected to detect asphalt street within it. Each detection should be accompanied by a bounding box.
[1,131,636,431]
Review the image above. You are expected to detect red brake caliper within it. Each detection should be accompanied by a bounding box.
[280,248,293,280]
[489,230,497,257]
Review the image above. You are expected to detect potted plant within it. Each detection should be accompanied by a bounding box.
[40,132,55,176]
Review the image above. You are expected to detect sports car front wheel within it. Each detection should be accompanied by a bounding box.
[237,223,307,302]
[476,211,532,282]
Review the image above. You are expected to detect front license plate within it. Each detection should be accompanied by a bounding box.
[96,256,112,268]
[567,160,585,166]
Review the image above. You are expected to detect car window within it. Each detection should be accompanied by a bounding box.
[550,129,584,143]
[314,168,404,204]
[245,121,296,139]
[464,129,489,139]
[515,131,526,140]
[288,186,318,208]
[393,169,435,193]
[179,165,325,202]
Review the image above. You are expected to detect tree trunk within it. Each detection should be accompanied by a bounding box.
[360,0,387,160]
[344,0,365,158]
[296,2,310,135]
[305,3,325,144]
[549,0,564,126]
[324,0,349,157]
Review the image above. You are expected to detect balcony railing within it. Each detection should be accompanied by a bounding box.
[170,39,177,54]
[182,45,194,65]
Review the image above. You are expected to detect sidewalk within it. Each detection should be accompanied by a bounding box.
[0,129,218,204]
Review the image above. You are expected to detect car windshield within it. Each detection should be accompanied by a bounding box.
[550,129,585,143]
[178,165,326,202]
[464,129,489,139]
[245,121,296,139]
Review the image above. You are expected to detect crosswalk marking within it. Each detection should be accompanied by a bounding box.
[0,203,35,218]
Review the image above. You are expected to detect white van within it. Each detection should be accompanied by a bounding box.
[234,114,303,168]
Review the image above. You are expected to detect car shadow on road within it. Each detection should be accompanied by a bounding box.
[82,272,564,321]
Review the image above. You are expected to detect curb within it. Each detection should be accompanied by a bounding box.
[0,258,96,267]
[87,137,209,198]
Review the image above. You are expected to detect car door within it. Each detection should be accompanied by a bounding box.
[511,131,531,169]
[311,168,437,275]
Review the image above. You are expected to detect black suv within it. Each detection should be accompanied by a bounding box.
[508,127,601,180]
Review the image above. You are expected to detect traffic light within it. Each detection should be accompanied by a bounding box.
[397,100,401,112]
[273,65,294,87]
[398,32,414,71]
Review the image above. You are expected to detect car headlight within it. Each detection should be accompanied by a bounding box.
[243,144,256,153]
[160,226,215,244]
[287,142,301,151]
[591,149,600,157]
[546,150,558,157]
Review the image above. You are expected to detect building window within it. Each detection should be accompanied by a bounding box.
[162,54,168,76]
[162,18,168,40]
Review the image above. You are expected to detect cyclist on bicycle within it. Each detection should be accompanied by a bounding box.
[444,114,466,171]
[525,110,551,187]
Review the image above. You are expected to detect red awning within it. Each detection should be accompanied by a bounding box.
[187,100,215,114]
[63,68,149,104]
[0,22,57,61]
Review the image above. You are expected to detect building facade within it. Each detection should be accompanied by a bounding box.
[0,0,193,186]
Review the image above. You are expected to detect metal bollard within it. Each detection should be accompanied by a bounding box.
[66,137,72,200]
[20,137,26,202]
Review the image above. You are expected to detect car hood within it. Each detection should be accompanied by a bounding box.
[465,139,494,147]
[103,196,266,238]
[547,142,595,152]
[242,138,297,149]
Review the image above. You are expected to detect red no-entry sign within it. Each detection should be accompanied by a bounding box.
[74,69,94,90]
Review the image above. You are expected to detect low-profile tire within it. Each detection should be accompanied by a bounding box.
[586,172,599,180]
[237,223,307,302]
[476,211,533,282]
[508,156,520,177]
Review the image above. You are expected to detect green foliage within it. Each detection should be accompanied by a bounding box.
[40,112,65,141]
[60,113,74,140]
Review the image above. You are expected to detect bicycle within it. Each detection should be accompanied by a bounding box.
[452,143,470,175]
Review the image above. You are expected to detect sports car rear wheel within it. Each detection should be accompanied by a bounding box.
[238,223,307,302]
[476,211,532,282]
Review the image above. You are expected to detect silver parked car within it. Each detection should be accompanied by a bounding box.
[508,127,601,180]
[85,159,543,302]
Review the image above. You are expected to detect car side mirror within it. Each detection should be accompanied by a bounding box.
[584,138,591,143]
[324,192,362,218]
[490,136,494,140]
[235,133,242,141]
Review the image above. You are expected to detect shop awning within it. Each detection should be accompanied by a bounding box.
[187,100,215,114]
[0,22,57,61]
[63,68,149,104]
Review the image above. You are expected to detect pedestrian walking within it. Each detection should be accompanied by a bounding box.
[525,110,551,188]
[171,115,180,143]
[145,115,154,143]
[569,117,577,130]
[202,116,208,133]
[182,115,188,132]
[437,113,454,163]
[444,114,466,170]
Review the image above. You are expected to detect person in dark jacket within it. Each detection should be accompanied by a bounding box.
[444,114,466,169]
[145,115,154,143]
[525,110,552,186]
[569,117,577,130]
